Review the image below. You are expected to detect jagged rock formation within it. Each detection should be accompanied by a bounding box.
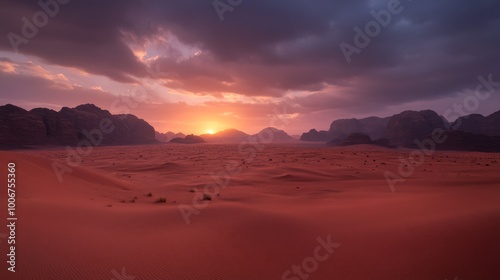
[0,104,156,148]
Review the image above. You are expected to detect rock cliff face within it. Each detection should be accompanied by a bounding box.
[0,104,156,148]
[328,119,363,140]
[384,110,446,148]
[358,116,390,139]
[0,105,46,147]
[451,110,500,136]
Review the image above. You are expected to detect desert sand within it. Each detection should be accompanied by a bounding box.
[0,143,499,280]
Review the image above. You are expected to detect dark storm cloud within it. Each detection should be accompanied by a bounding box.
[0,0,150,82]
[1,0,499,112]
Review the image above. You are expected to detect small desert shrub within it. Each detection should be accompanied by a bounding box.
[146,192,153,197]
[155,197,167,203]
[202,194,212,201]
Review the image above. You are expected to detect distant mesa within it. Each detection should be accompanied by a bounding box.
[328,133,394,148]
[0,103,156,149]
[169,134,206,144]
[301,116,389,142]
[451,110,500,136]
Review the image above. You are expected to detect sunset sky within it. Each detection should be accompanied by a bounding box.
[1,0,499,135]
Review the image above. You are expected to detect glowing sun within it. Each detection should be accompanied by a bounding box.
[207,129,215,135]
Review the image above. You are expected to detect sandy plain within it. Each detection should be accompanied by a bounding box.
[0,143,499,280]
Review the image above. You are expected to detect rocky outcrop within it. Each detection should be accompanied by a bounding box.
[300,129,330,142]
[328,133,394,148]
[0,104,157,149]
[31,108,79,145]
[384,110,446,148]
[0,105,46,148]
[451,110,500,136]
[255,127,295,143]
[170,134,206,144]
[300,116,390,142]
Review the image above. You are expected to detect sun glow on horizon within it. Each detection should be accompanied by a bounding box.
[207,129,215,135]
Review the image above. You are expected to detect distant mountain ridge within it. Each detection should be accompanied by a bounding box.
[200,128,250,143]
[301,109,500,151]
[0,104,156,149]
[3,103,499,151]
[199,127,296,143]
[155,131,186,142]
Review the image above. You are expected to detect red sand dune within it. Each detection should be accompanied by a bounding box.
[0,144,499,280]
